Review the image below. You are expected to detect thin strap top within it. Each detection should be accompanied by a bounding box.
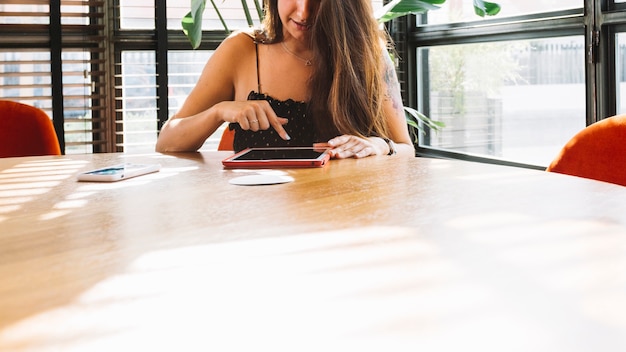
[230,36,316,153]
[254,36,261,93]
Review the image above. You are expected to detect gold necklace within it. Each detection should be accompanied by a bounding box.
[280,42,313,66]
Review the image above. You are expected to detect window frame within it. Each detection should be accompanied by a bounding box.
[4,0,626,164]
[394,1,626,167]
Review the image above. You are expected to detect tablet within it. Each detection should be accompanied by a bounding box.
[222,147,331,168]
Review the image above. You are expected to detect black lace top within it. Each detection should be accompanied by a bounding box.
[229,35,317,153]
[230,91,316,153]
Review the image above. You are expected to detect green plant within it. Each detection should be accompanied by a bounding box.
[405,106,445,136]
[181,0,501,138]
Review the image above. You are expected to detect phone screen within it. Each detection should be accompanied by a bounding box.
[233,148,325,161]
[86,167,125,175]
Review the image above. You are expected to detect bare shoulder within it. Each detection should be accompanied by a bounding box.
[215,30,257,57]
[201,30,258,84]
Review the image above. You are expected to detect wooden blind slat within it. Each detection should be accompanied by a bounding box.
[0,1,108,153]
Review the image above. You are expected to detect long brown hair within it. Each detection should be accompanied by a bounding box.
[259,0,282,43]
[262,0,391,141]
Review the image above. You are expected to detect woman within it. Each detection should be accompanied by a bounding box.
[155,0,414,158]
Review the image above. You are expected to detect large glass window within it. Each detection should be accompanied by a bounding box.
[116,50,216,153]
[419,36,586,166]
[116,1,266,152]
[402,0,626,167]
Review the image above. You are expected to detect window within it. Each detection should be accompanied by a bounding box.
[114,0,265,153]
[0,0,107,154]
[405,1,626,167]
[418,36,586,166]
[2,0,625,167]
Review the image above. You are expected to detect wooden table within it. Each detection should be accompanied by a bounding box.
[2,152,626,351]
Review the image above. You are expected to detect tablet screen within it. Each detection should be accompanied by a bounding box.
[233,148,325,160]
[222,147,331,168]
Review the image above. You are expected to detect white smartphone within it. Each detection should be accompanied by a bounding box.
[77,163,161,182]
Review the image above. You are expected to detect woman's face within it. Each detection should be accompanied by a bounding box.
[277,0,319,42]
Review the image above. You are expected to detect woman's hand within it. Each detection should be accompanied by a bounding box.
[216,100,291,140]
[314,135,388,159]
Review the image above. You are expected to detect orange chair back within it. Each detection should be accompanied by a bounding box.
[0,100,62,158]
[546,114,626,186]
[217,127,234,151]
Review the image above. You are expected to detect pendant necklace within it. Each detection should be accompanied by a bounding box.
[280,42,313,66]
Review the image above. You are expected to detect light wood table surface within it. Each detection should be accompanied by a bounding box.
[1,152,626,351]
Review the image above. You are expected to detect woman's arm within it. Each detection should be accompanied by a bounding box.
[318,49,415,159]
[155,32,289,152]
[380,49,415,157]
[155,33,241,152]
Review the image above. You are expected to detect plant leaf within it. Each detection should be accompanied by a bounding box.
[404,106,445,139]
[182,12,202,49]
[473,0,501,17]
[210,0,231,34]
[376,0,445,23]
[240,0,254,27]
[253,0,264,21]
[182,0,206,49]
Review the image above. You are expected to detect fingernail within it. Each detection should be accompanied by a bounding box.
[284,133,291,140]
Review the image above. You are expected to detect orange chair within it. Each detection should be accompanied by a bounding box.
[546,114,626,186]
[217,126,234,151]
[0,100,62,157]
